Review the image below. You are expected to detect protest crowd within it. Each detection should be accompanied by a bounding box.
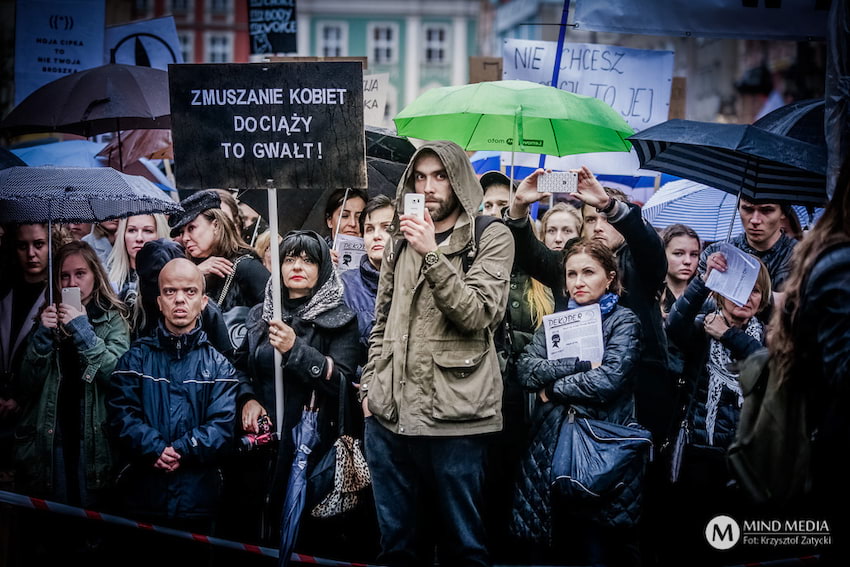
[1,5,848,567]
[1,142,848,567]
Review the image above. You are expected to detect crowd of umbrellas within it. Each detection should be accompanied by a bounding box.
[0,59,830,566]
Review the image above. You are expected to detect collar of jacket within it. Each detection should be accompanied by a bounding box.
[153,320,207,358]
[358,254,381,295]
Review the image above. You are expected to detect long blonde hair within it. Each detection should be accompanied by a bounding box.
[528,220,555,327]
[106,214,170,287]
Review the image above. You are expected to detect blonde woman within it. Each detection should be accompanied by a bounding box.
[539,202,583,251]
[106,214,170,309]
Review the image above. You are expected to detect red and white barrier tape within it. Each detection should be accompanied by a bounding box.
[0,490,824,567]
[0,489,380,566]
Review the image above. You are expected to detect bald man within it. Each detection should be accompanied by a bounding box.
[107,258,237,544]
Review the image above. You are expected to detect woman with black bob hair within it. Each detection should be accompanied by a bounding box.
[231,230,360,546]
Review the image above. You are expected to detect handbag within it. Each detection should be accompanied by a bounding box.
[551,407,653,501]
[307,381,371,519]
[217,255,251,349]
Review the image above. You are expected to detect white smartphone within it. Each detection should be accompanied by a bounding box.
[537,171,579,193]
[61,287,83,312]
[404,193,425,220]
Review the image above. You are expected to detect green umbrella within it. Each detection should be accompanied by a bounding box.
[393,80,634,157]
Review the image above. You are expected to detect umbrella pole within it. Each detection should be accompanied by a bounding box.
[47,208,53,305]
[267,179,285,434]
[117,128,124,172]
[727,187,743,243]
[332,188,350,250]
[509,114,518,207]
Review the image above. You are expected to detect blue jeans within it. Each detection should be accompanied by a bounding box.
[364,417,491,567]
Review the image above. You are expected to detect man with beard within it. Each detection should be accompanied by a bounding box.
[360,141,515,567]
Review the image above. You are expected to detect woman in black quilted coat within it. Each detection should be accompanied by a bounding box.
[510,239,644,566]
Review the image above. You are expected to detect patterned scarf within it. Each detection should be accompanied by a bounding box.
[261,268,345,323]
[704,315,764,445]
[567,292,619,315]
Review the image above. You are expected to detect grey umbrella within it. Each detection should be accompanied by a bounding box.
[0,165,182,301]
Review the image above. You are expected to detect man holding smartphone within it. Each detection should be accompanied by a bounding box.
[360,140,515,567]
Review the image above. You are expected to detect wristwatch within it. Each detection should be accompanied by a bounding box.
[423,249,441,267]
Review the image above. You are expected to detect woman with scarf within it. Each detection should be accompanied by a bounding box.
[663,251,771,564]
[511,240,643,566]
[230,230,360,549]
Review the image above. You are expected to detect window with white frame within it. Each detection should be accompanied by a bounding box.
[205,33,233,63]
[318,22,347,57]
[368,23,398,65]
[423,24,448,65]
[177,31,194,63]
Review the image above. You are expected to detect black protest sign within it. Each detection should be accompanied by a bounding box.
[169,62,366,190]
[248,0,297,55]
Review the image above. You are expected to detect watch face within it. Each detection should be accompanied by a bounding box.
[425,252,438,265]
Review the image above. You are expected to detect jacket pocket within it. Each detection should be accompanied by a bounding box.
[366,354,398,423]
[431,349,496,421]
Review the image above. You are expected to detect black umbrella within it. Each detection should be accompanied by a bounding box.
[628,102,827,207]
[0,63,170,171]
[237,157,407,237]
[366,125,417,164]
[0,64,170,137]
[0,147,26,170]
[751,98,824,146]
[279,404,320,567]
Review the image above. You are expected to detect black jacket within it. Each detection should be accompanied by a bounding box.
[107,324,238,520]
[511,304,644,541]
[793,243,850,508]
[665,277,764,450]
[504,202,671,436]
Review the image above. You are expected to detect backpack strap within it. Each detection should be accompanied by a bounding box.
[390,215,504,274]
[461,215,503,273]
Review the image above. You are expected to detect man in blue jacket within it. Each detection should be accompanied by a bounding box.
[107,258,238,543]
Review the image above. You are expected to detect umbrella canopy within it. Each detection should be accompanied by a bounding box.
[366,125,417,164]
[751,98,824,146]
[642,179,823,242]
[0,147,26,170]
[394,79,634,156]
[97,128,173,168]
[0,63,170,137]
[279,406,320,567]
[641,179,744,241]
[628,101,828,207]
[11,139,107,168]
[0,166,181,224]
[237,157,406,237]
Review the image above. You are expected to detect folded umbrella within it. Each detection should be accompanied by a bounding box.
[279,405,320,567]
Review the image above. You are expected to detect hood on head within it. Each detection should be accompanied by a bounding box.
[136,238,187,303]
[396,140,482,227]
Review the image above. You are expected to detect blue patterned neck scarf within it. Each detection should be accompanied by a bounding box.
[568,292,619,315]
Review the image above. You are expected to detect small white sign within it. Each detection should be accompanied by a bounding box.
[704,243,760,307]
[542,303,604,363]
[335,234,365,272]
[363,72,389,127]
